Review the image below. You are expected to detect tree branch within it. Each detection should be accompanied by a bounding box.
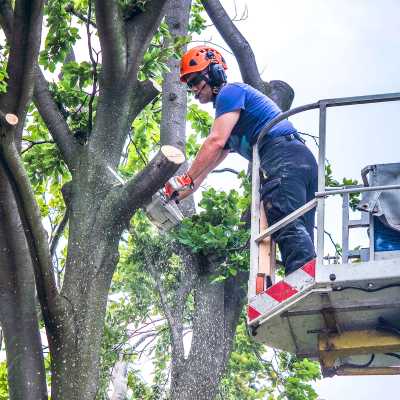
[21,139,54,154]
[95,0,126,83]
[107,145,184,225]
[33,67,78,169]
[0,141,59,325]
[146,254,186,365]
[50,208,69,258]
[0,0,13,40]
[159,0,197,217]
[201,0,294,110]
[128,79,160,122]
[201,0,265,92]
[160,0,191,153]
[125,0,169,86]
[65,3,97,28]
[0,0,78,167]
[0,0,45,142]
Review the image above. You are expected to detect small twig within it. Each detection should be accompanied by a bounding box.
[129,129,148,165]
[226,236,250,253]
[72,94,89,116]
[50,209,70,258]
[190,39,233,55]
[65,4,97,28]
[212,168,239,175]
[128,328,159,337]
[324,228,342,256]
[297,131,319,147]
[127,317,166,335]
[137,330,164,359]
[204,1,248,27]
[231,1,248,22]
[21,140,54,154]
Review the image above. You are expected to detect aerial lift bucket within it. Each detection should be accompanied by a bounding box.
[247,93,400,377]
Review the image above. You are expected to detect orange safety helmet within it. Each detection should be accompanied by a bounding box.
[180,45,228,82]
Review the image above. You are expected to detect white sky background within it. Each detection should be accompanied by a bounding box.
[194,0,400,398]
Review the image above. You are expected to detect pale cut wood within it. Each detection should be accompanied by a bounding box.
[258,201,276,281]
[160,145,185,164]
[5,113,18,125]
[0,110,19,126]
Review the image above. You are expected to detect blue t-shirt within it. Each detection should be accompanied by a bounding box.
[215,82,296,160]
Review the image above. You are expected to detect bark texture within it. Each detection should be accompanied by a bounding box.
[0,175,48,400]
[0,1,48,399]
[160,0,195,217]
[0,1,187,399]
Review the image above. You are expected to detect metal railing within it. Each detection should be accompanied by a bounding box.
[249,92,400,299]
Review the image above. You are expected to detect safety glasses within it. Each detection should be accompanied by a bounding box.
[186,74,204,89]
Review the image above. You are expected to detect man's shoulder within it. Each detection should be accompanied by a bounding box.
[217,82,248,100]
[220,82,248,92]
[214,83,248,116]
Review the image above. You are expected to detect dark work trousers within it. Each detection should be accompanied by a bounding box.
[259,133,318,275]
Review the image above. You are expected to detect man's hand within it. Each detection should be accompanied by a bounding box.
[163,174,194,201]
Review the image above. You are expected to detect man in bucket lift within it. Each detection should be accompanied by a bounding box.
[164,46,318,275]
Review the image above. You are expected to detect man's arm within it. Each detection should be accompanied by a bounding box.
[192,149,229,189]
[165,110,240,201]
[187,110,240,180]
[178,149,229,200]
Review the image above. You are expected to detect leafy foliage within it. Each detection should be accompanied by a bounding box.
[325,163,359,210]
[218,321,272,399]
[0,44,8,93]
[40,0,80,72]
[277,353,321,400]
[120,100,162,176]
[49,61,97,134]
[0,362,8,400]
[186,103,214,157]
[119,0,149,18]
[139,22,177,82]
[23,109,69,205]
[175,183,250,280]
[189,0,207,34]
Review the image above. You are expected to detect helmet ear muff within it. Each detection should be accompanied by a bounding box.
[208,63,227,88]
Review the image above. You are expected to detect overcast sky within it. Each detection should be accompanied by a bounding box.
[196,1,400,398]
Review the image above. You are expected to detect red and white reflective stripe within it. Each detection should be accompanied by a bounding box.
[248,259,316,322]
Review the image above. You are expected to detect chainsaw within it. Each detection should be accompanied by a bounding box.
[107,166,184,233]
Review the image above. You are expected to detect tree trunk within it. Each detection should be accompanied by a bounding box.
[0,169,48,400]
[49,222,120,400]
[170,257,247,400]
